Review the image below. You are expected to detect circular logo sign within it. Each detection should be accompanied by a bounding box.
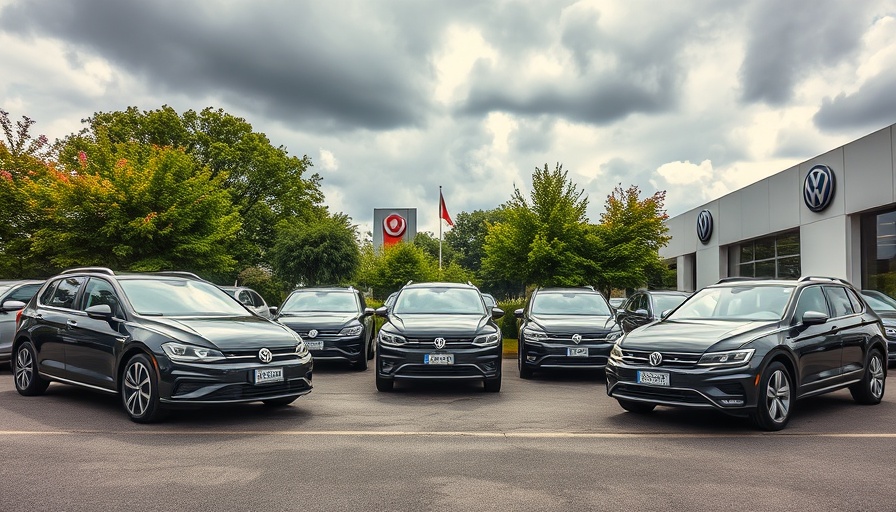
[307,329,318,338]
[434,337,446,349]
[383,214,407,237]
[696,209,713,244]
[649,351,663,367]
[803,164,835,212]
[258,348,273,364]
[571,334,582,344]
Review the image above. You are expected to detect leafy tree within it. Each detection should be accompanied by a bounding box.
[444,209,503,273]
[413,231,456,266]
[270,213,360,287]
[482,163,597,288]
[236,266,287,308]
[590,185,671,296]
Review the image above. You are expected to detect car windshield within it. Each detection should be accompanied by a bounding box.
[531,292,612,316]
[281,291,358,313]
[0,285,11,295]
[863,294,896,313]
[654,295,688,314]
[669,285,794,321]
[393,287,485,315]
[120,279,249,316]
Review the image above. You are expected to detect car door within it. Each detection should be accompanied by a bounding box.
[619,294,648,333]
[788,285,843,394]
[63,277,127,390]
[30,276,85,379]
[824,286,866,379]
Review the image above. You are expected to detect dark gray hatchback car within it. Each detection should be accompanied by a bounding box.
[606,277,887,430]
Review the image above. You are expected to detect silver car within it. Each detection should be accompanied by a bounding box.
[220,286,277,319]
[0,280,44,365]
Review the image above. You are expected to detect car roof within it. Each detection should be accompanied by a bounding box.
[0,279,44,285]
[535,287,601,294]
[402,282,477,290]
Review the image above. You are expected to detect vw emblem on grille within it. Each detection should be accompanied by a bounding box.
[696,209,713,244]
[434,337,446,349]
[803,164,835,212]
[571,334,582,344]
[308,329,319,338]
[649,351,663,366]
[258,348,273,364]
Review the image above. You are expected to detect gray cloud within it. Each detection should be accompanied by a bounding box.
[814,68,896,132]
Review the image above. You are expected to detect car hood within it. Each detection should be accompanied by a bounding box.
[528,314,617,334]
[386,313,493,337]
[619,319,779,353]
[276,312,359,330]
[141,315,299,351]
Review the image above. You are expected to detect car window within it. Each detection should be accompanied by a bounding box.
[845,289,864,313]
[82,278,124,317]
[670,285,793,321]
[625,294,640,313]
[530,292,612,316]
[393,287,485,315]
[238,290,254,306]
[248,291,265,307]
[862,293,896,312]
[824,286,855,318]
[8,283,41,303]
[119,278,249,316]
[47,277,85,309]
[653,295,687,315]
[793,286,828,321]
[281,291,359,313]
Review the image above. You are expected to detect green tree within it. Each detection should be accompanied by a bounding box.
[482,163,597,288]
[270,213,360,287]
[444,209,503,273]
[590,185,671,296]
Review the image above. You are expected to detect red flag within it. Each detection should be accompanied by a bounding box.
[440,190,454,226]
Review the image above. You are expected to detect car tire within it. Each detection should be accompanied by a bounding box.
[849,348,885,405]
[375,351,393,391]
[263,396,298,407]
[617,399,656,414]
[366,333,375,360]
[484,361,502,392]
[750,361,792,431]
[13,341,50,396]
[518,341,533,379]
[351,350,369,371]
[121,353,164,423]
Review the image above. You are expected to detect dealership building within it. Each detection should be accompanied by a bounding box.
[661,122,896,294]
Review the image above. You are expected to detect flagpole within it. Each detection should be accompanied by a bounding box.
[439,186,443,271]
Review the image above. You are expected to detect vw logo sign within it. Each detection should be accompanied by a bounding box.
[383,214,407,237]
[696,209,713,244]
[571,334,582,344]
[307,329,318,338]
[258,348,273,364]
[649,351,663,367]
[434,337,446,349]
[803,164,835,212]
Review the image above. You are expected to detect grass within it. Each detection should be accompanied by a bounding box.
[502,338,518,358]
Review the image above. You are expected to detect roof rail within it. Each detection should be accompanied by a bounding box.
[60,267,115,276]
[798,276,850,285]
[584,285,595,291]
[152,271,206,281]
[405,280,414,286]
[715,276,770,284]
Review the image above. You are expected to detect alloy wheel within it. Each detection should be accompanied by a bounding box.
[123,360,152,418]
[15,347,34,390]
[869,355,884,399]
[764,369,791,423]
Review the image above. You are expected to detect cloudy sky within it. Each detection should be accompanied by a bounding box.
[2,0,896,237]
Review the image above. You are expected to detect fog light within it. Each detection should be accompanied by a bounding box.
[527,355,536,362]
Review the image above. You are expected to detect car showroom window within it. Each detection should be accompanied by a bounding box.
[825,286,855,318]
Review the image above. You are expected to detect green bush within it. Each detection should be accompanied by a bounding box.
[497,298,526,339]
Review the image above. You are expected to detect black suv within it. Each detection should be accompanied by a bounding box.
[275,287,375,370]
[606,277,887,430]
[515,287,622,378]
[615,290,691,333]
[375,282,504,392]
[13,268,313,422]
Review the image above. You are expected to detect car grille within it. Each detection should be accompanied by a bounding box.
[293,329,341,337]
[618,348,701,368]
[221,347,298,362]
[538,333,609,343]
[402,337,477,349]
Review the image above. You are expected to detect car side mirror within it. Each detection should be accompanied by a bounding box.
[363,307,375,317]
[491,307,505,319]
[660,309,672,320]
[375,306,389,318]
[513,308,524,319]
[635,309,649,317]
[85,304,113,319]
[268,306,278,315]
[0,300,26,312]
[801,310,829,325]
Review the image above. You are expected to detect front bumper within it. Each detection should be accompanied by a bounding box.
[886,337,895,365]
[605,358,759,415]
[520,338,613,370]
[157,354,313,405]
[377,343,501,382]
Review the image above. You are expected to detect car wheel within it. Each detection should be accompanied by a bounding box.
[351,348,369,371]
[375,352,393,391]
[484,361,502,392]
[750,361,792,431]
[263,396,298,407]
[367,331,375,360]
[849,348,885,405]
[14,342,50,396]
[518,341,533,379]
[121,353,164,423]
[617,399,656,414]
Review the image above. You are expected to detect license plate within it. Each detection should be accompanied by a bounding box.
[305,340,324,351]
[567,347,589,357]
[424,353,454,365]
[255,367,284,384]
[637,370,669,386]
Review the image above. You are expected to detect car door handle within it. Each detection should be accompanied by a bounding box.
[66,320,78,328]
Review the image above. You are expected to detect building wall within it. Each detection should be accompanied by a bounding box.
[661,124,896,290]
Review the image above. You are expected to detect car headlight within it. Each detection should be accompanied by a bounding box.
[295,340,309,357]
[339,325,363,336]
[605,330,623,342]
[698,348,755,367]
[473,332,500,347]
[162,342,225,363]
[379,331,407,346]
[521,326,547,342]
[609,343,623,361]
[885,326,896,338]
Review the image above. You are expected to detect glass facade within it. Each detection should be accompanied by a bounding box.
[729,231,801,279]
[861,208,896,297]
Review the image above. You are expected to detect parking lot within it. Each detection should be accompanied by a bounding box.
[1,359,893,512]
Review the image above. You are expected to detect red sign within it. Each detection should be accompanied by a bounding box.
[383,213,407,246]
